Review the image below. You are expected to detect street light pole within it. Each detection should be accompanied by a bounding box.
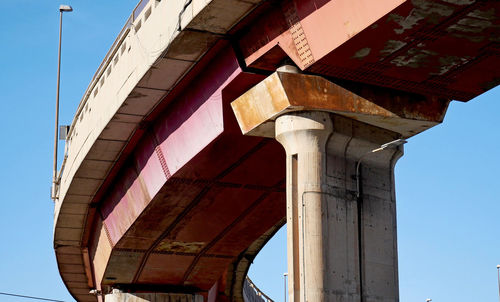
[283,273,288,302]
[496,264,500,302]
[52,4,73,201]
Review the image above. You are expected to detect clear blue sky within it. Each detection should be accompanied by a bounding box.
[0,1,498,302]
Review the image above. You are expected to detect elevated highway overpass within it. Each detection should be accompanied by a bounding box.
[53,0,499,301]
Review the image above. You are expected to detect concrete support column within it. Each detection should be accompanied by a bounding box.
[231,69,446,302]
[275,112,402,302]
[275,111,332,302]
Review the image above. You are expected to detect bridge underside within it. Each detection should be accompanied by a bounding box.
[85,48,287,300]
[54,0,500,301]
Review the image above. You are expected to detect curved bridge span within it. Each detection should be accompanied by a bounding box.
[53,0,499,301]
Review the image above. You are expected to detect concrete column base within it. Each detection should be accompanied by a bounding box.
[104,290,203,302]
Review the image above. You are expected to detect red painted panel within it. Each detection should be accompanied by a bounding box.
[100,166,138,246]
[220,140,285,186]
[89,215,109,290]
[308,0,500,100]
[115,182,206,250]
[161,187,263,246]
[169,133,264,181]
[153,48,242,177]
[239,0,500,100]
[185,257,234,289]
[133,133,168,200]
[99,47,245,249]
[208,192,285,255]
[138,253,195,284]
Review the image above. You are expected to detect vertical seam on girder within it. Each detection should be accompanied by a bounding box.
[155,145,171,179]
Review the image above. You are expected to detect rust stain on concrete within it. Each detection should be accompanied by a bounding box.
[231,71,450,138]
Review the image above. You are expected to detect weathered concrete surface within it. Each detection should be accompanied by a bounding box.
[231,71,450,138]
[274,112,402,301]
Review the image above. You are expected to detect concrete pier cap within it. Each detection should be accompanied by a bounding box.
[231,65,450,139]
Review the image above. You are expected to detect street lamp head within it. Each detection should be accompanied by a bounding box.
[59,5,73,12]
[380,138,407,150]
[497,264,500,269]
[426,299,432,302]
[370,138,407,153]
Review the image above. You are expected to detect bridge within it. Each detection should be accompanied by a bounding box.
[53,0,499,301]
